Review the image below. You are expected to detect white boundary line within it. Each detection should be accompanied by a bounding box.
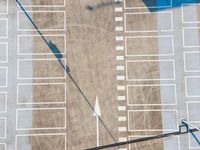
[185,76,200,97]
[0,92,7,113]
[18,34,66,55]
[0,42,8,63]
[0,117,6,138]
[15,133,66,150]
[0,143,6,150]
[124,11,173,33]
[186,101,200,123]
[183,51,200,72]
[182,3,200,24]
[17,11,66,31]
[125,35,174,56]
[0,0,8,14]
[0,19,8,38]
[126,60,175,81]
[128,135,180,150]
[124,0,172,9]
[17,58,66,79]
[183,27,200,48]
[128,109,179,132]
[16,107,66,130]
[17,0,66,7]
[127,84,177,106]
[0,67,8,88]
[17,82,66,105]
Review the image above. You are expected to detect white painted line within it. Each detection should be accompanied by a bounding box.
[18,34,66,55]
[16,108,66,130]
[116,46,124,51]
[128,110,178,132]
[0,0,8,14]
[125,36,174,56]
[0,117,6,138]
[115,26,123,31]
[115,17,123,22]
[117,96,126,101]
[117,86,125,91]
[118,106,126,111]
[118,127,127,132]
[116,36,124,41]
[0,67,8,87]
[17,0,66,7]
[0,143,6,150]
[182,4,199,23]
[17,83,66,104]
[116,65,125,70]
[116,75,125,80]
[127,84,177,106]
[185,76,200,97]
[116,56,124,60]
[186,101,200,124]
[0,92,7,113]
[115,7,123,12]
[184,51,200,72]
[0,43,8,63]
[0,19,8,38]
[124,0,172,9]
[119,148,127,150]
[118,137,127,142]
[15,133,66,150]
[124,11,173,33]
[126,60,175,81]
[17,11,66,31]
[183,27,200,48]
[17,58,66,79]
[118,116,127,121]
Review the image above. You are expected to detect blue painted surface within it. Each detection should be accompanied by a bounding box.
[143,0,200,12]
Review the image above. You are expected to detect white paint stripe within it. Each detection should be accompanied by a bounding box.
[118,106,126,111]
[116,36,124,41]
[118,137,127,142]
[116,65,124,70]
[115,7,122,12]
[116,75,125,80]
[118,116,127,121]
[115,17,123,21]
[116,56,124,60]
[119,148,127,150]
[117,86,125,90]
[115,26,123,31]
[116,46,124,51]
[117,96,126,100]
[118,127,127,131]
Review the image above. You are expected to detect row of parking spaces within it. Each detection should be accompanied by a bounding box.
[127,84,177,106]
[17,83,66,104]
[128,110,178,132]
[17,11,66,31]
[17,59,66,79]
[16,108,66,130]
[125,36,174,56]
[129,135,180,150]
[17,0,66,7]
[0,0,8,14]
[124,11,173,33]
[126,60,175,81]
[16,133,66,150]
[18,35,66,55]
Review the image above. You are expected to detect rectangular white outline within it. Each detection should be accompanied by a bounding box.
[128,109,178,132]
[0,117,6,138]
[0,92,7,113]
[183,27,200,48]
[17,0,66,7]
[126,60,175,81]
[0,19,8,38]
[17,83,66,105]
[184,51,200,72]
[127,84,177,106]
[15,133,66,150]
[0,42,8,63]
[186,101,200,123]
[124,0,172,9]
[128,135,180,150]
[18,34,66,55]
[182,3,200,24]
[0,0,8,14]
[17,58,66,79]
[185,76,200,97]
[124,12,173,33]
[0,67,8,88]
[17,11,66,31]
[125,35,174,56]
[0,143,6,150]
[16,107,66,130]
